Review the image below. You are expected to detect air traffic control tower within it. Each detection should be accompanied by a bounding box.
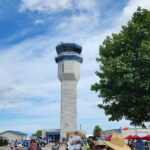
[55,43,83,139]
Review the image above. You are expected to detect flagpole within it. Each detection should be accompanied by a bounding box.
[135,126,137,135]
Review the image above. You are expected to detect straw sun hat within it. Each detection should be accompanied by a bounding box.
[104,134,131,150]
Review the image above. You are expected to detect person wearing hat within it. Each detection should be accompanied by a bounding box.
[28,139,42,150]
[52,142,59,150]
[68,131,82,150]
[73,131,82,150]
[104,134,131,150]
[15,144,23,150]
[93,140,106,150]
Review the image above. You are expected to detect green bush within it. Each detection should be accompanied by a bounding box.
[0,139,8,146]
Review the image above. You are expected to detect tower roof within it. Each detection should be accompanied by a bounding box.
[56,43,82,54]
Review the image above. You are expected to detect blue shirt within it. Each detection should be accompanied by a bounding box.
[136,140,144,150]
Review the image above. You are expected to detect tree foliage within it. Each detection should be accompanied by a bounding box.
[91,8,150,126]
[93,125,102,137]
[32,130,42,137]
[0,139,8,146]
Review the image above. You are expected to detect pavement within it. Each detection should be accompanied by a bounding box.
[0,146,7,150]
[43,143,66,150]
[0,143,66,150]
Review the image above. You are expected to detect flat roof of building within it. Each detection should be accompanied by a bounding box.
[0,130,27,136]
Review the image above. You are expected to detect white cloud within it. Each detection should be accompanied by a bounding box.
[19,0,97,14]
[74,0,96,10]
[116,0,150,29]
[0,100,31,110]
[19,0,72,13]
[34,19,45,25]
[19,0,99,33]
[0,35,58,107]
[56,9,100,34]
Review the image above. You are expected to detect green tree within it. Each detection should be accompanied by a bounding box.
[91,8,150,126]
[32,130,42,137]
[0,139,8,146]
[93,125,102,137]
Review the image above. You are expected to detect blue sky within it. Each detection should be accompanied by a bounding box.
[0,0,150,135]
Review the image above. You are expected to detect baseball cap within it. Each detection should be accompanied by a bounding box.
[30,139,37,143]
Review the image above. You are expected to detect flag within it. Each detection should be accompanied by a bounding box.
[122,127,128,130]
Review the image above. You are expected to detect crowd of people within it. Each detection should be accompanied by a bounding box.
[9,139,23,150]
[52,136,94,150]
[5,133,150,150]
[66,133,150,150]
[128,139,150,150]
[7,139,42,150]
[66,131,107,150]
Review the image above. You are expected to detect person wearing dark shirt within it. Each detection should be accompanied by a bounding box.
[28,139,42,150]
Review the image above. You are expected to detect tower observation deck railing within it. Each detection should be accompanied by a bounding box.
[58,52,81,57]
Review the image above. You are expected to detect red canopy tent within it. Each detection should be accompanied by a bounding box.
[106,134,112,141]
[141,135,150,140]
[132,135,140,139]
[125,135,133,140]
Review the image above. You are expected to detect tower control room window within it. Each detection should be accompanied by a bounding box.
[64,46,75,52]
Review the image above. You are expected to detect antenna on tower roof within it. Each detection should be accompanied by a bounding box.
[57,41,63,46]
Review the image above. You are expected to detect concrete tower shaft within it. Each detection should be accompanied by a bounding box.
[55,43,83,139]
[58,61,80,81]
